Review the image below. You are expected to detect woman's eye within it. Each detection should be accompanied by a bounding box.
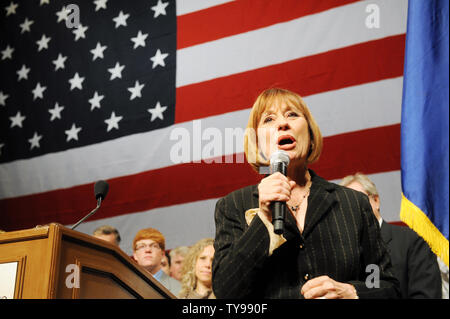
[287,112,298,117]
[263,116,273,123]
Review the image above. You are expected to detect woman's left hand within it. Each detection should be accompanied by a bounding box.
[300,275,358,299]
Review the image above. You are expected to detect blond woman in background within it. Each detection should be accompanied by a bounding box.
[178,238,215,299]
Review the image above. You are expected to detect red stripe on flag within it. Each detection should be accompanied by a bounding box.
[0,124,400,231]
[177,0,359,49]
[309,123,401,178]
[175,35,405,124]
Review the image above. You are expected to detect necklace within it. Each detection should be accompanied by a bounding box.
[289,182,311,212]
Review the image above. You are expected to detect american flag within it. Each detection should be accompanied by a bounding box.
[0,0,407,255]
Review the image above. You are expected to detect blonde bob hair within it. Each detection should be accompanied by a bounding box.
[178,238,214,298]
[244,88,323,172]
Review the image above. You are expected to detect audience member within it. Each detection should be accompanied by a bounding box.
[178,238,215,299]
[340,173,442,298]
[132,228,181,296]
[161,251,170,276]
[169,246,190,281]
[93,225,121,246]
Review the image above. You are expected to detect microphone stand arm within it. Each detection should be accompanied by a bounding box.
[71,197,102,230]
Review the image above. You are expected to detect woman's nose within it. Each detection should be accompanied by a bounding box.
[277,117,289,130]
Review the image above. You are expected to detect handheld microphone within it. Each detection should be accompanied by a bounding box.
[71,180,109,230]
[269,150,290,235]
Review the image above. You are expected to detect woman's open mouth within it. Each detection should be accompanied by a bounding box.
[277,135,296,150]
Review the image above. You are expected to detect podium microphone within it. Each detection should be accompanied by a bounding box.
[71,180,109,230]
[270,150,290,235]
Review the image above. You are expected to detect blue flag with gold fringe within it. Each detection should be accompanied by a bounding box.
[400,0,449,266]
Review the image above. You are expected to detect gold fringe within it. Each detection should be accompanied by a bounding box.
[400,193,449,267]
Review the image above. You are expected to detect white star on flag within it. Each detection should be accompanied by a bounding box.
[36,34,51,52]
[147,101,167,122]
[151,0,169,18]
[48,102,64,121]
[9,111,26,128]
[32,82,46,100]
[65,123,82,142]
[131,30,148,49]
[1,45,14,60]
[104,111,123,132]
[52,53,67,71]
[28,132,42,150]
[113,11,129,28]
[19,18,34,34]
[127,81,145,100]
[5,2,18,16]
[68,73,85,91]
[90,42,107,61]
[73,24,88,41]
[89,91,104,110]
[16,64,30,81]
[56,6,70,23]
[40,0,49,6]
[0,91,8,106]
[150,49,169,69]
[94,0,108,11]
[108,62,125,80]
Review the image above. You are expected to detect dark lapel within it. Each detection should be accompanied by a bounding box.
[380,220,393,244]
[302,170,338,238]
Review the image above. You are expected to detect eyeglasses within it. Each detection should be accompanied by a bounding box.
[135,242,161,251]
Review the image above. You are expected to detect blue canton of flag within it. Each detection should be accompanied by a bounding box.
[0,0,176,163]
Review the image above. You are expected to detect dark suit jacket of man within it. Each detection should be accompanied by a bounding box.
[212,170,400,299]
[380,221,442,298]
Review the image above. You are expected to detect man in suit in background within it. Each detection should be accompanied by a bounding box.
[93,225,121,246]
[169,246,190,281]
[341,173,442,298]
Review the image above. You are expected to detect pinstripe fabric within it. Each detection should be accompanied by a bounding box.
[212,170,400,299]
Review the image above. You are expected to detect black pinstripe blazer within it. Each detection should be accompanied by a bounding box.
[212,170,400,299]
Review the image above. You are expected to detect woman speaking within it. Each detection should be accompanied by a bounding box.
[212,88,400,299]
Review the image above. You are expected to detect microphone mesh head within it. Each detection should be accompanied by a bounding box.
[94,180,109,200]
[270,150,290,167]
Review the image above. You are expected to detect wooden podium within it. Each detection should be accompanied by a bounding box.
[0,223,176,299]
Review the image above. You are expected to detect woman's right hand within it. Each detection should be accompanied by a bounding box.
[258,172,296,222]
